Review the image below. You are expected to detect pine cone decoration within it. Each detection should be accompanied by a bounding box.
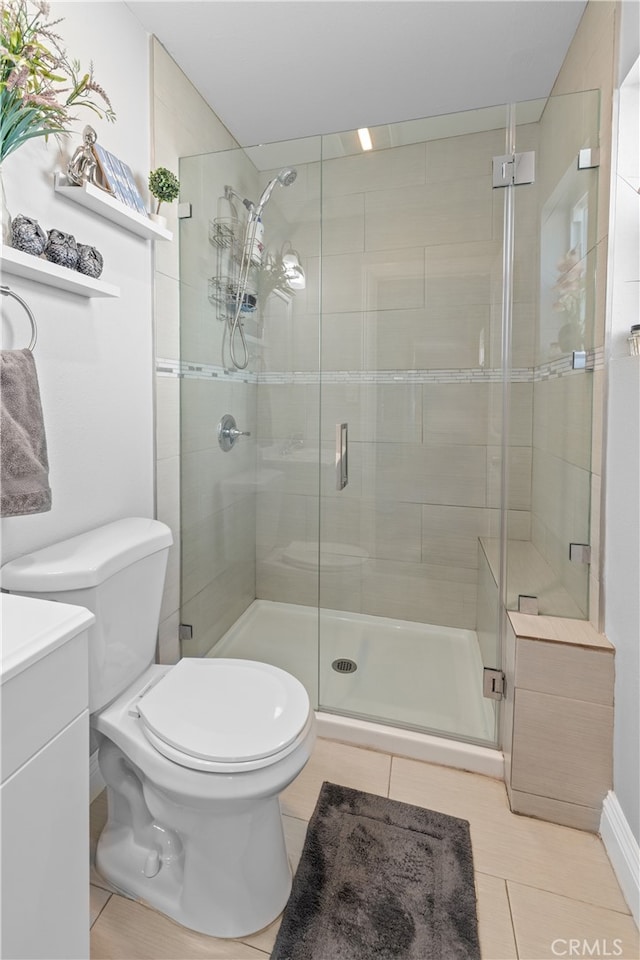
[76,243,104,278]
[11,215,47,257]
[44,229,78,269]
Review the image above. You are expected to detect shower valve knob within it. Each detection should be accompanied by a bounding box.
[218,414,251,451]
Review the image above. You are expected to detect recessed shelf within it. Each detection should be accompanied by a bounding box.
[0,245,120,298]
[53,174,173,241]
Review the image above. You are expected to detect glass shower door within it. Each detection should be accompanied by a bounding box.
[316,108,511,746]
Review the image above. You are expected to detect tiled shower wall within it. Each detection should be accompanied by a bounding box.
[255,126,538,630]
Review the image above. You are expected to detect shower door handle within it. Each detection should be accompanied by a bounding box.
[336,422,348,490]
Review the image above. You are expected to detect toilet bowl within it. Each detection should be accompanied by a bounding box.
[0,518,316,938]
[95,660,315,937]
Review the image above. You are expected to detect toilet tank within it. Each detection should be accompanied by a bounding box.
[0,518,173,713]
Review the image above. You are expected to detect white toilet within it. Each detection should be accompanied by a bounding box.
[1,517,316,938]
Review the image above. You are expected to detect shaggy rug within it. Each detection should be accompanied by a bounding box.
[270,781,480,960]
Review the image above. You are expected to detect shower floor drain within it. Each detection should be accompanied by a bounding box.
[332,658,357,674]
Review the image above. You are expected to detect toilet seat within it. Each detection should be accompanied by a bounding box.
[136,659,312,773]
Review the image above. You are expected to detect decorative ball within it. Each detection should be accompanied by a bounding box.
[76,243,104,278]
[11,215,47,257]
[44,229,78,269]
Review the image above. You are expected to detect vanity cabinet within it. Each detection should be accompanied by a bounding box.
[0,594,94,960]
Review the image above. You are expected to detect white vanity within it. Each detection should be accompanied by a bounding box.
[0,594,94,960]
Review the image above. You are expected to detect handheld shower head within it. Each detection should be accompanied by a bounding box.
[254,167,297,216]
[277,167,297,187]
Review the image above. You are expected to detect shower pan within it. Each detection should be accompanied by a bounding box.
[177,90,599,758]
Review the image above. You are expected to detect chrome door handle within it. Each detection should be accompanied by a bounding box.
[336,422,348,490]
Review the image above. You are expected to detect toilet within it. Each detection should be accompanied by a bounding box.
[1,517,316,938]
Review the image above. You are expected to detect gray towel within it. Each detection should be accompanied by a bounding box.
[1,348,52,517]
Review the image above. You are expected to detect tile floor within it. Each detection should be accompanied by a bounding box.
[90,738,639,959]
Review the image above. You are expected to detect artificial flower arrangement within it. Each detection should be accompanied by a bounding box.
[0,0,115,164]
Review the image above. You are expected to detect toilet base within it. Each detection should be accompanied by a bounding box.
[96,740,294,938]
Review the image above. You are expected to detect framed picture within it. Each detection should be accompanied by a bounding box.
[93,144,148,217]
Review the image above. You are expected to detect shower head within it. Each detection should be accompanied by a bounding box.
[254,167,298,216]
[277,167,297,187]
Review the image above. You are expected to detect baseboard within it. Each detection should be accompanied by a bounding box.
[90,749,105,802]
[600,791,640,926]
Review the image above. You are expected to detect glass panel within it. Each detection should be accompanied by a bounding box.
[178,147,261,658]
[317,106,510,746]
[506,91,599,619]
[179,139,322,710]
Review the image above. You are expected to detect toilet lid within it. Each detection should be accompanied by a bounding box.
[137,658,311,764]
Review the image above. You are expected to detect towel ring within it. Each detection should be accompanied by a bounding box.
[1,284,37,351]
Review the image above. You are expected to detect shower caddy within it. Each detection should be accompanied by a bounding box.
[208,214,260,324]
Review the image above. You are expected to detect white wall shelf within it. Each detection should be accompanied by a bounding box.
[54,174,173,241]
[0,245,120,298]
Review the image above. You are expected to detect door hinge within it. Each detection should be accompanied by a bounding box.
[492,151,535,188]
[577,148,600,170]
[572,350,595,371]
[483,667,505,701]
[179,623,193,642]
[518,594,539,615]
[569,543,591,564]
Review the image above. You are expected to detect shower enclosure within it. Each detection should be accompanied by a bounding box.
[178,91,599,751]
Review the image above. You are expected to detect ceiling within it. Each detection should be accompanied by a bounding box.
[125,0,588,147]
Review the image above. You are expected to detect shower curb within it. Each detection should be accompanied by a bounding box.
[315,712,504,780]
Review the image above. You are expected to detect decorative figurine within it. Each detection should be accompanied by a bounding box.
[10,215,47,256]
[67,125,108,190]
[44,229,79,269]
[76,243,104,278]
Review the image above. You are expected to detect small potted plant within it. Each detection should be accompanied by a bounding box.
[148,167,179,227]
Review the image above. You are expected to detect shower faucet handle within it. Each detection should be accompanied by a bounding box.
[218,413,251,452]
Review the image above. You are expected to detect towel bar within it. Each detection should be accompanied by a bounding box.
[1,284,37,351]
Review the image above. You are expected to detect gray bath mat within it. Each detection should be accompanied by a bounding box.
[271,781,480,960]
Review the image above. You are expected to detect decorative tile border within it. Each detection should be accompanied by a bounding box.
[156,358,257,383]
[257,367,532,384]
[156,348,603,385]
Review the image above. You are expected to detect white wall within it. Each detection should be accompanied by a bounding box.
[605,48,640,844]
[1,3,154,562]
